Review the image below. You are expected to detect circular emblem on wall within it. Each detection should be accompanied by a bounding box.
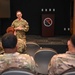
[43,17,53,27]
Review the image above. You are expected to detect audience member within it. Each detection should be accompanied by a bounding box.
[48,34,75,75]
[11,11,29,52]
[0,33,35,73]
[6,26,26,53]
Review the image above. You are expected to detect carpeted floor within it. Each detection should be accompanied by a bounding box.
[26,35,70,53]
[26,35,70,45]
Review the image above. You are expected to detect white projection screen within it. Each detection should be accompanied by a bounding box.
[0,0,10,18]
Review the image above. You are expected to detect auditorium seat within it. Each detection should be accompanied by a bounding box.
[26,42,40,57]
[61,67,75,75]
[34,48,57,74]
[0,67,34,75]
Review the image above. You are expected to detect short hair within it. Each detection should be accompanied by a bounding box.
[16,10,22,15]
[1,33,17,48]
[70,34,75,47]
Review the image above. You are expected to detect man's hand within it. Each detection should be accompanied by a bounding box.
[14,26,23,30]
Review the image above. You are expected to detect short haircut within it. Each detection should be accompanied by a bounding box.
[16,10,22,14]
[70,34,75,47]
[1,33,17,48]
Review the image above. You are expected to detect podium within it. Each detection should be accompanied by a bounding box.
[42,14,55,37]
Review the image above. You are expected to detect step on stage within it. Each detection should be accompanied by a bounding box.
[26,35,70,53]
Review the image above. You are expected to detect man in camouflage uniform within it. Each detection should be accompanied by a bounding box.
[0,33,35,72]
[11,10,29,40]
[11,10,29,46]
[48,34,75,75]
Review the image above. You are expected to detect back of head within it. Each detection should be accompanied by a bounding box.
[1,33,17,49]
[70,34,75,47]
[6,26,15,34]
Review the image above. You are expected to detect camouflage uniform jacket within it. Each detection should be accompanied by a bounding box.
[11,18,29,39]
[48,51,75,75]
[0,52,35,72]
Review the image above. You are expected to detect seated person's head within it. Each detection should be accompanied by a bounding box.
[70,35,75,47]
[6,26,15,34]
[1,33,17,53]
[67,34,75,51]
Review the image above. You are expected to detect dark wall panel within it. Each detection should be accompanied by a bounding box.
[0,0,10,18]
